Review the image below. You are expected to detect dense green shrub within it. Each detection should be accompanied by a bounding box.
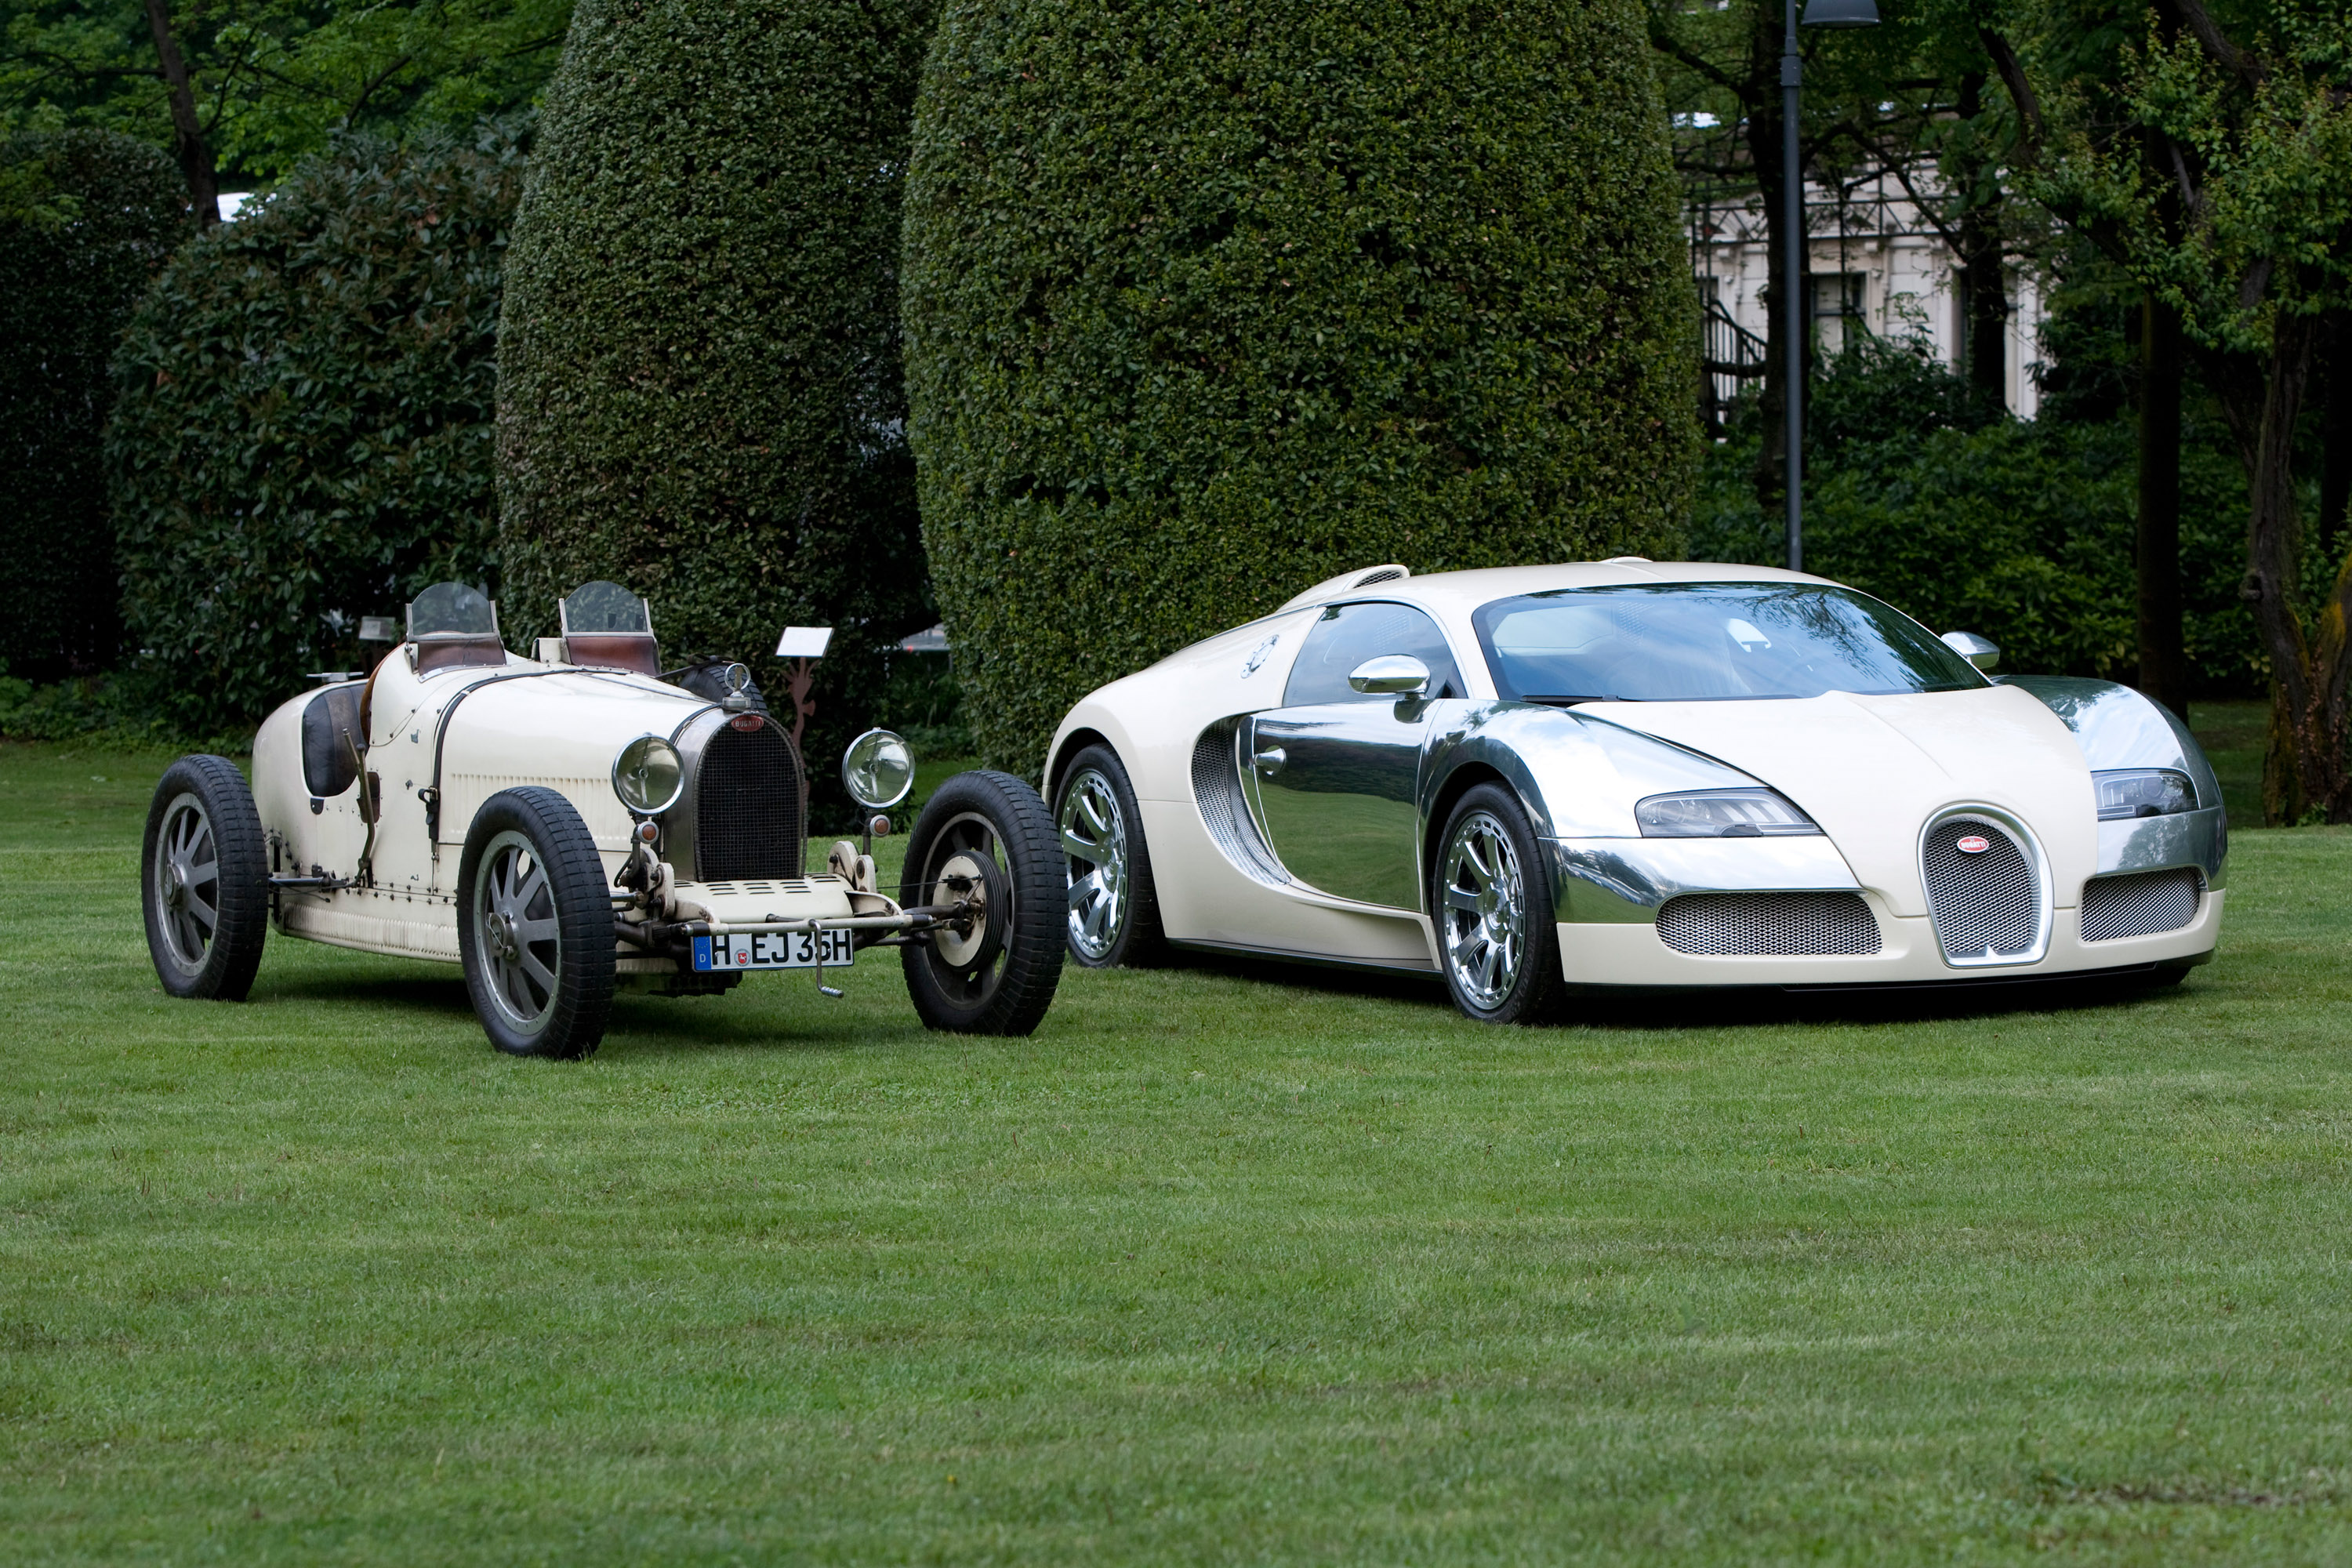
[1690,338,2259,695]
[0,130,187,682]
[904,0,1697,771]
[109,125,524,735]
[497,0,935,820]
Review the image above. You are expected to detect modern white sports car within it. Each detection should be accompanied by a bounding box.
[1044,561,2224,1022]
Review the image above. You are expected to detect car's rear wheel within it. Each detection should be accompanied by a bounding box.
[901,771,1066,1035]
[457,789,616,1059]
[1054,744,1165,968]
[142,755,269,1001]
[1434,783,1563,1025]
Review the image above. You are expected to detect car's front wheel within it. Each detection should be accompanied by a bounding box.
[457,789,616,1059]
[1054,744,1165,968]
[901,771,1067,1035]
[1433,783,1563,1025]
[142,755,270,1000]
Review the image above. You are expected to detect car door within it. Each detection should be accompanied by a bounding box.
[1243,601,1465,909]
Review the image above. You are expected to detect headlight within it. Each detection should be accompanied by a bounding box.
[840,728,915,811]
[2092,768,2194,820]
[612,735,684,816]
[1635,788,1820,837]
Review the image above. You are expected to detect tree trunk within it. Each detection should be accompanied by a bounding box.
[2136,292,2188,718]
[143,0,218,228]
[2321,310,2350,565]
[1953,74,2009,408]
[2223,314,2344,823]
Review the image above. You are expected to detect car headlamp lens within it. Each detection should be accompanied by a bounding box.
[1635,788,1820,837]
[2092,768,2194,820]
[612,735,684,816]
[841,728,915,811]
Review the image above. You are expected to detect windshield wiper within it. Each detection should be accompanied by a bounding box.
[1523,694,1624,706]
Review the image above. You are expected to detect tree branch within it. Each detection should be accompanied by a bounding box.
[1645,19,1750,100]
[1980,27,2042,164]
[2162,0,2265,94]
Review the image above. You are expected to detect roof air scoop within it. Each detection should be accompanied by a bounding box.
[1274,563,1411,614]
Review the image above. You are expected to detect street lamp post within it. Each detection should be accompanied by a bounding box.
[1781,0,1878,574]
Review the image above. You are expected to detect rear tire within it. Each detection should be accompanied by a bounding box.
[1054,744,1167,967]
[901,771,1067,1035]
[457,788,616,1059]
[142,755,270,1001]
[1433,783,1563,1025]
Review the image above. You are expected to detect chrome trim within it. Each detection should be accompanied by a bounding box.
[2004,676,2227,831]
[1940,630,2000,670]
[2096,806,2226,885]
[1546,834,1864,924]
[1422,701,1759,844]
[1347,655,1432,696]
[1189,720,1290,888]
[1918,804,2052,967]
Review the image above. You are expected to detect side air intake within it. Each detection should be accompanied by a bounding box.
[1190,720,1290,887]
[2081,869,2201,941]
[1657,891,1881,956]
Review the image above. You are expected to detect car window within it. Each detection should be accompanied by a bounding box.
[1283,601,1464,706]
[1472,583,1986,702]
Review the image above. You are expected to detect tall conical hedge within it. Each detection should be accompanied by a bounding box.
[903,0,1697,771]
[497,0,935,815]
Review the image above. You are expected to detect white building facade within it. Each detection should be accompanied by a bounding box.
[1689,165,2042,422]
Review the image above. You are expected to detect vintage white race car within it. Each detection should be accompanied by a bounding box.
[142,581,1066,1056]
[1044,561,2225,1022]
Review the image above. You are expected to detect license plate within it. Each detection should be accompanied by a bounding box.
[692,929,855,971]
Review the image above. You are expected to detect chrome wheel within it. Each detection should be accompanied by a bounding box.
[152,792,222,975]
[471,829,562,1038]
[1439,809,1526,1013]
[1058,768,1129,962]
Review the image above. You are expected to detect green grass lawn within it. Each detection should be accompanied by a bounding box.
[5,736,2352,1564]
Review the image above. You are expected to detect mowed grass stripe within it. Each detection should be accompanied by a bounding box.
[2,740,2350,1563]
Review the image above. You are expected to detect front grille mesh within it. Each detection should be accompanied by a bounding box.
[1922,817,2040,960]
[1657,891,1881,956]
[2082,869,2201,941]
[695,721,803,880]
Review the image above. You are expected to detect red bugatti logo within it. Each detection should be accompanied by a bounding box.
[1955,834,1991,855]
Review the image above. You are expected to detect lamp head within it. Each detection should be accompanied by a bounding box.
[1802,0,1880,25]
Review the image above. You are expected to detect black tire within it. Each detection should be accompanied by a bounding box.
[1053,743,1167,968]
[1432,782,1564,1025]
[142,755,270,1001]
[456,788,617,1059]
[900,770,1068,1035]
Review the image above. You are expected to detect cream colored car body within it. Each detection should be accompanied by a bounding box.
[252,645,862,973]
[1044,560,2224,989]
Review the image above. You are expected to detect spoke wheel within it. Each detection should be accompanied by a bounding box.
[1051,745,1164,969]
[142,755,268,1001]
[902,770,1068,1035]
[457,788,615,1059]
[1434,784,1562,1025]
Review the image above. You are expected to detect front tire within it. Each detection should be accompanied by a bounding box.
[901,771,1067,1035]
[457,789,616,1059]
[1054,744,1166,967]
[142,755,269,1000]
[1433,783,1563,1025]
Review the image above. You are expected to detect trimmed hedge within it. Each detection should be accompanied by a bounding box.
[109,125,524,734]
[904,0,1697,771]
[0,130,186,681]
[497,0,936,818]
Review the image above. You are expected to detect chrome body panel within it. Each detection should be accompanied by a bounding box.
[1247,699,1430,908]
[2096,807,2227,885]
[1419,700,1755,842]
[1544,835,1863,924]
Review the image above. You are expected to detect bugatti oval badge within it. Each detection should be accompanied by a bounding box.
[1955,833,1991,855]
[1241,633,1279,677]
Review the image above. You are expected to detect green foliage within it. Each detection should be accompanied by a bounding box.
[906,0,1697,771]
[0,129,183,682]
[109,124,522,735]
[1693,336,2262,695]
[2,0,572,182]
[496,0,933,824]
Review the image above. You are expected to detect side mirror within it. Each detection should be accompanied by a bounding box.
[1347,655,1432,697]
[1940,631,2000,672]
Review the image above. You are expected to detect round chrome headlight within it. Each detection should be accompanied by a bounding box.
[841,728,914,811]
[612,735,684,817]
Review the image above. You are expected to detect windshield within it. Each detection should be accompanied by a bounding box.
[561,580,652,635]
[407,582,498,639]
[1472,583,1987,703]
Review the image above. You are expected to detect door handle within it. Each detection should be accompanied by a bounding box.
[1253,748,1286,777]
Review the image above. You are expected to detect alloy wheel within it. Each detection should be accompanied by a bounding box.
[1439,809,1526,1012]
[1058,768,1129,961]
[154,792,222,975]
